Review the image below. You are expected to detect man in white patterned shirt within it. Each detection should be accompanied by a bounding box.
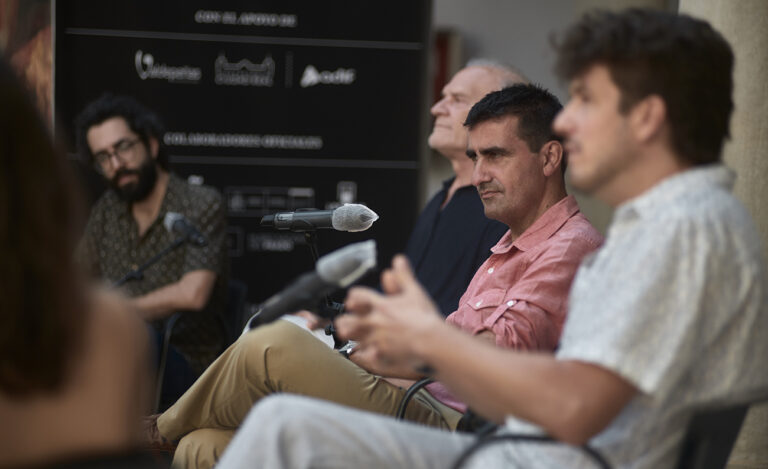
[215,9,768,469]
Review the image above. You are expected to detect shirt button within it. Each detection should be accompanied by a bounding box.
[487,267,494,274]
[507,300,516,307]
[475,300,483,307]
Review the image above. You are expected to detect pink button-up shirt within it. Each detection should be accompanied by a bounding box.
[426,195,603,413]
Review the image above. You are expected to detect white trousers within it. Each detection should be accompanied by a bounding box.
[216,394,609,469]
[216,394,477,469]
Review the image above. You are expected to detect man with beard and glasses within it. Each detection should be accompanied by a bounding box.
[75,94,228,406]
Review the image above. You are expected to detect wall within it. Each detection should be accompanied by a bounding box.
[428,0,675,233]
[677,3,768,467]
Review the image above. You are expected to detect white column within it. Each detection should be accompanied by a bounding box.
[679,1,768,467]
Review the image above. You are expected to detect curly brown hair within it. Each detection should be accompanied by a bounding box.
[0,58,87,396]
[553,8,734,166]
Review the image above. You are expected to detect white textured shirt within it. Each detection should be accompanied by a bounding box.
[474,165,768,469]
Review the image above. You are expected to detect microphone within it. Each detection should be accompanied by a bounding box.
[246,240,377,329]
[260,204,379,232]
[164,212,208,247]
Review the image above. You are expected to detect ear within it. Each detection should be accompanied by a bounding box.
[540,140,564,177]
[148,136,159,160]
[630,94,666,143]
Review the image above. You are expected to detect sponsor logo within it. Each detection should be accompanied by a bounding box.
[214,54,275,87]
[135,50,201,83]
[300,65,355,88]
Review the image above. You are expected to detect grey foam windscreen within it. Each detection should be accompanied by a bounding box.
[163,212,184,233]
[317,240,377,287]
[331,204,379,232]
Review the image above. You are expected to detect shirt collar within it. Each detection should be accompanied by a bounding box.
[492,195,581,254]
[614,164,735,223]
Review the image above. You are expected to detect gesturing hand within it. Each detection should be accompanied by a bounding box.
[335,255,445,371]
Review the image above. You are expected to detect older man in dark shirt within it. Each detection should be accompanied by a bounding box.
[405,60,525,316]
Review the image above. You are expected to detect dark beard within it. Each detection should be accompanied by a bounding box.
[110,159,158,203]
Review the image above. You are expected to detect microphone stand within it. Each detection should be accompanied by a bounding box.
[304,231,321,263]
[113,236,187,287]
[112,235,190,412]
[303,231,345,345]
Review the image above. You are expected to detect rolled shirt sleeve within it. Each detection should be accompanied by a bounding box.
[449,229,603,351]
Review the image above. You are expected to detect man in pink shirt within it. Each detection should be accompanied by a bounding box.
[147,83,602,468]
[424,84,602,414]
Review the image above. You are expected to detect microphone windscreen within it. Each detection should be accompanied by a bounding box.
[163,212,184,233]
[316,240,377,287]
[331,204,379,232]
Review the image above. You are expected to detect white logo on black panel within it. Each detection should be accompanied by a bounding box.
[300,65,355,88]
[135,51,201,83]
[214,54,275,87]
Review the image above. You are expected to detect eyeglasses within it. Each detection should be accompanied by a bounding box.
[93,138,142,170]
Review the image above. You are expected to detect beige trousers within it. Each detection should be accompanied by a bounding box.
[157,320,463,469]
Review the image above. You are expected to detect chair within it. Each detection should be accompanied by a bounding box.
[396,378,496,435]
[153,279,249,412]
[449,400,762,469]
[394,378,611,468]
[675,403,750,469]
[217,279,249,347]
[395,377,434,420]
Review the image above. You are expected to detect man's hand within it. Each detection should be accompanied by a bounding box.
[335,255,445,371]
[292,310,330,331]
[347,344,424,380]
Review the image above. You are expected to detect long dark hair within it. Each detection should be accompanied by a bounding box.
[0,58,87,396]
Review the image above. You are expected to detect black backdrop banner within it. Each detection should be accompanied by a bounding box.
[55,0,431,304]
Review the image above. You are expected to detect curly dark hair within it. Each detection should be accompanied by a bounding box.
[0,58,87,396]
[74,93,169,170]
[553,8,733,166]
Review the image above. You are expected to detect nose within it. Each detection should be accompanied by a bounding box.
[552,104,572,138]
[112,152,126,167]
[104,152,126,173]
[471,157,491,187]
[430,97,447,116]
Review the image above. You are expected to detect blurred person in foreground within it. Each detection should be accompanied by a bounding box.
[0,58,152,467]
[216,9,768,469]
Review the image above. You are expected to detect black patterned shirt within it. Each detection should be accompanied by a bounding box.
[78,173,228,372]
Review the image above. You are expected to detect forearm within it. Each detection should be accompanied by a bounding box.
[131,270,215,320]
[340,255,634,444]
[413,323,635,444]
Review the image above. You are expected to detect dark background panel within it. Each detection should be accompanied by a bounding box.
[55,36,423,160]
[56,0,429,43]
[187,164,420,302]
[55,0,431,304]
